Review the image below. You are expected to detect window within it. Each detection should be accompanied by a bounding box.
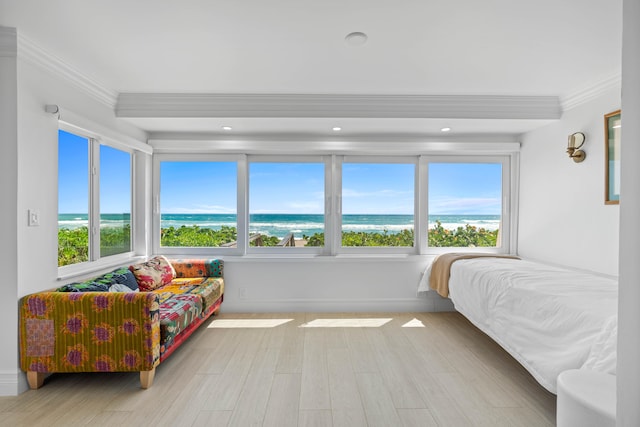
[58,129,133,268]
[340,159,415,249]
[426,160,505,248]
[248,159,325,251]
[158,160,238,249]
[154,152,515,255]
[100,145,131,257]
[58,130,89,266]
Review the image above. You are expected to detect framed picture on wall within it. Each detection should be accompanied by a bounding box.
[605,109,621,204]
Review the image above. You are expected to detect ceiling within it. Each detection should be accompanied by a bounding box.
[1,0,623,138]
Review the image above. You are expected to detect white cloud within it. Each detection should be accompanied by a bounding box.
[430,197,501,214]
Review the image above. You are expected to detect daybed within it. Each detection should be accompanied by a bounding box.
[418,254,618,394]
[19,257,224,390]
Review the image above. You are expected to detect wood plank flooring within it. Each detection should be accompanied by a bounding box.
[0,312,556,426]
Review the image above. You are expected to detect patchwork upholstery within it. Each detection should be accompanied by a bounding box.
[157,294,202,355]
[129,255,176,291]
[155,277,224,312]
[151,275,224,356]
[172,259,223,278]
[20,292,160,374]
[20,258,224,387]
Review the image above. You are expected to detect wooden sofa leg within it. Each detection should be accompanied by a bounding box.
[140,368,156,389]
[27,371,46,389]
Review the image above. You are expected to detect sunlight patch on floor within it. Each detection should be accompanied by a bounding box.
[300,318,392,328]
[207,319,293,328]
[401,318,426,328]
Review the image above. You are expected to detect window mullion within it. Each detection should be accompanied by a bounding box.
[237,155,248,255]
[89,139,101,261]
[325,155,340,255]
[417,156,428,254]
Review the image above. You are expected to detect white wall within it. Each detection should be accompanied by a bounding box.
[0,29,148,394]
[15,57,146,297]
[518,88,621,275]
[221,257,452,313]
[617,0,640,424]
[0,27,20,396]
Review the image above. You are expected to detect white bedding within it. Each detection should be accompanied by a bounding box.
[445,258,618,394]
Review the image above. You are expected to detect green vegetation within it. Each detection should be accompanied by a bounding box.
[58,221,499,266]
[160,225,279,247]
[101,225,131,257]
[161,225,237,247]
[58,227,89,266]
[304,229,414,247]
[305,221,498,247]
[428,220,498,247]
[58,225,132,266]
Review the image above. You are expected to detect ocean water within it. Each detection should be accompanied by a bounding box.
[59,213,500,238]
[58,213,131,229]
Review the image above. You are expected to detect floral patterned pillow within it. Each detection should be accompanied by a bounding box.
[129,256,176,291]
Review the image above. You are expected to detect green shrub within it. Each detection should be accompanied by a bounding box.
[304,229,414,247]
[160,225,237,247]
[305,221,498,248]
[427,220,498,247]
[58,227,89,266]
[58,221,499,266]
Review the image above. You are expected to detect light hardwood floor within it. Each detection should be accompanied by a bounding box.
[0,312,556,426]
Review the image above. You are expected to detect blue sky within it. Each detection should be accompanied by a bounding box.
[160,161,238,214]
[60,129,501,216]
[58,130,89,214]
[429,162,502,215]
[58,130,131,214]
[159,161,501,215]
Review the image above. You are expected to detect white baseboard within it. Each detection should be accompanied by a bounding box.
[220,297,454,313]
[0,371,26,396]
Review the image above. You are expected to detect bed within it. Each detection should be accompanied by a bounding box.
[418,255,618,394]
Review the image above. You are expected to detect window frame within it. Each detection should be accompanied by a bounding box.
[151,149,518,257]
[153,154,246,256]
[57,123,135,277]
[335,155,419,255]
[246,155,330,256]
[419,154,514,255]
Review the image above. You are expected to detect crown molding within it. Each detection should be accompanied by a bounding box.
[0,27,17,57]
[117,93,562,121]
[148,138,520,156]
[6,24,617,119]
[16,33,118,108]
[561,71,622,111]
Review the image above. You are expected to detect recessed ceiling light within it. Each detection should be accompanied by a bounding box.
[345,32,368,46]
[222,126,232,131]
[332,127,342,131]
[441,127,451,132]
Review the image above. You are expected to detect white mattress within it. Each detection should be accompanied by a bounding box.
[447,258,618,394]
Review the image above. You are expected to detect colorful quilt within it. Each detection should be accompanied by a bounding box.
[150,273,224,356]
[172,259,223,278]
[154,277,224,312]
[20,292,160,374]
[157,294,202,355]
[20,258,224,379]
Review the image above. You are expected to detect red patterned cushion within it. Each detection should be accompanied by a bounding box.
[129,256,176,291]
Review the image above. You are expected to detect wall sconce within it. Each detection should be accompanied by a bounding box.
[567,132,586,163]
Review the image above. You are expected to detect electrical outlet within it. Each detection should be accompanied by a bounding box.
[239,287,247,299]
[28,209,40,227]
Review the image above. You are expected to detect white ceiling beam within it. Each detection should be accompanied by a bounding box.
[116,93,561,120]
